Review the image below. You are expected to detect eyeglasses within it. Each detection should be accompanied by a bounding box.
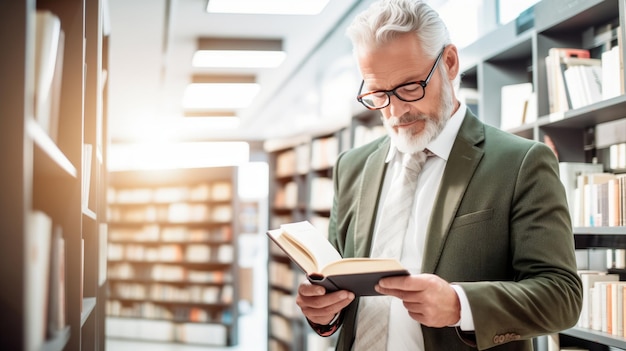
[356,48,445,110]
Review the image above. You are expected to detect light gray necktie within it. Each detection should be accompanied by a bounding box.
[354,151,428,350]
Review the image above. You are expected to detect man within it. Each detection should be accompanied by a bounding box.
[295,0,583,350]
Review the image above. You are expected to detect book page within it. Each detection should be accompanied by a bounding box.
[322,257,405,276]
[280,221,342,273]
[268,229,317,274]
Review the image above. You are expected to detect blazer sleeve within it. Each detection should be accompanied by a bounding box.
[455,142,582,350]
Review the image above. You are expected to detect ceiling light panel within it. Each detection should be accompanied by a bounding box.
[183,83,260,109]
[206,0,330,15]
[193,50,286,68]
[183,75,260,110]
[194,38,286,68]
[183,111,241,129]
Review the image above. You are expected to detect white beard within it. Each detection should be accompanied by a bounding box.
[383,78,455,154]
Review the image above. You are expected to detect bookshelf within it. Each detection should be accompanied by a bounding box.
[0,0,110,350]
[265,127,350,351]
[105,167,239,347]
[458,0,626,349]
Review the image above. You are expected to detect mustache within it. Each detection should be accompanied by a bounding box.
[383,113,427,127]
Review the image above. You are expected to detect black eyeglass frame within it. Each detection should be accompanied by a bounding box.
[356,47,446,110]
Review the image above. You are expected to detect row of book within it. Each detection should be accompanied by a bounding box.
[269,289,299,319]
[500,25,623,130]
[353,124,386,149]
[274,135,342,177]
[273,178,335,211]
[109,282,233,304]
[106,317,228,346]
[578,271,626,336]
[108,262,232,283]
[275,144,310,177]
[108,182,232,204]
[108,242,234,263]
[108,203,233,223]
[271,124,384,179]
[273,181,299,209]
[269,339,291,351]
[310,135,339,171]
[107,301,229,323]
[268,260,297,291]
[309,177,333,211]
[546,24,623,116]
[269,314,294,345]
[559,162,626,227]
[109,224,232,243]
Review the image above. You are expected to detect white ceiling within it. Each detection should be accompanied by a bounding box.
[106,0,365,143]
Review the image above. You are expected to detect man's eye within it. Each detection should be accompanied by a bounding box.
[399,83,421,93]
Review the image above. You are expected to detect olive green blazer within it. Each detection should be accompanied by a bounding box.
[327,110,582,350]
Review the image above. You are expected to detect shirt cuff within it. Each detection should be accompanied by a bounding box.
[306,313,343,337]
[451,284,475,331]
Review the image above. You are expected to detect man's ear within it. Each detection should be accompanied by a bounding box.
[444,44,460,81]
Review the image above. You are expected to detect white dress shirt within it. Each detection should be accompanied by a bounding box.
[370,102,475,350]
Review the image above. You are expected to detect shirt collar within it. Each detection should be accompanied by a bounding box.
[385,101,467,163]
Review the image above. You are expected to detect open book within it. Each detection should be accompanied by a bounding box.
[267,221,409,296]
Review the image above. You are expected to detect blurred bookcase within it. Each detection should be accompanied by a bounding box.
[105,167,240,347]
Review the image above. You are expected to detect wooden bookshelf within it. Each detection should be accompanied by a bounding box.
[265,127,351,351]
[105,167,240,347]
[459,0,626,349]
[0,0,109,350]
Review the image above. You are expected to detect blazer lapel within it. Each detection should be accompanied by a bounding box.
[422,111,485,273]
[353,138,390,258]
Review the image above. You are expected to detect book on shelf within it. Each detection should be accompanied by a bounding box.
[574,172,617,227]
[561,58,602,109]
[545,48,592,114]
[309,176,333,212]
[592,280,626,335]
[98,223,108,286]
[608,143,626,170]
[500,82,532,130]
[47,225,66,337]
[34,10,63,141]
[26,210,52,351]
[311,136,339,170]
[595,118,626,150]
[558,162,603,226]
[266,221,409,296]
[602,45,622,100]
[577,270,619,329]
[48,30,64,143]
[80,238,85,311]
[82,144,93,211]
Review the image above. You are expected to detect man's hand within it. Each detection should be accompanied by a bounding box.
[296,281,355,325]
[375,273,461,327]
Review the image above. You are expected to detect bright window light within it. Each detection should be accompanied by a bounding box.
[436,0,482,49]
[192,50,286,68]
[108,141,250,171]
[498,0,541,25]
[206,0,330,15]
[238,162,269,199]
[182,83,260,109]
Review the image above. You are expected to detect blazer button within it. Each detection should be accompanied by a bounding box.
[493,333,521,344]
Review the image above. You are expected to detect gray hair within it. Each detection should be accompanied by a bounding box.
[346,0,451,61]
